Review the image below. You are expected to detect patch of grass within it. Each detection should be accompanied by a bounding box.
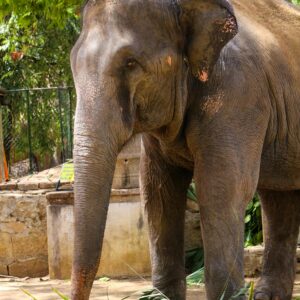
[21,288,69,300]
[185,247,204,274]
[140,281,255,300]
[186,267,205,286]
[138,288,168,300]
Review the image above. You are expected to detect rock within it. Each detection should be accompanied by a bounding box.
[185,210,202,250]
[0,222,27,234]
[0,264,8,276]
[8,258,48,278]
[0,232,14,265]
[18,182,39,191]
[38,182,56,190]
[11,234,48,260]
[0,183,17,191]
[244,245,264,277]
[186,199,199,213]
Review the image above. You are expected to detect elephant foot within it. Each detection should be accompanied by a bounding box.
[153,279,186,300]
[254,277,293,300]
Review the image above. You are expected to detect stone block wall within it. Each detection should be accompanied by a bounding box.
[0,190,48,277]
[0,181,298,280]
[244,245,300,277]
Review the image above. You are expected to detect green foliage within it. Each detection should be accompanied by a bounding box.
[187,183,263,247]
[186,267,205,286]
[185,248,205,285]
[0,1,79,169]
[0,14,79,88]
[2,88,74,171]
[140,283,255,300]
[138,289,168,300]
[185,247,204,274]
[187,182,197,202]
[0,1,82,30]
[244,194,263,247]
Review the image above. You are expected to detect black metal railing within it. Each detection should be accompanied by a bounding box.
[1,87,75,176]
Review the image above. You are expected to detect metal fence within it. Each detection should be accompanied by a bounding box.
[1,87,75,176]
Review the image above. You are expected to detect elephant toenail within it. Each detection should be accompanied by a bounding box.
[254,292,270,300]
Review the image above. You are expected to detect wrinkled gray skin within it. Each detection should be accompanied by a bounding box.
[70,0,300,299]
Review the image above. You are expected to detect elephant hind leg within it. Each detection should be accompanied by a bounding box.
[255,190,300,300]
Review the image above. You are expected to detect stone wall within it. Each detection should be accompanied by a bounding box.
[0,180,298,279]
[0,190,48,277]
[0,184,201,279]
[244,245,300,277]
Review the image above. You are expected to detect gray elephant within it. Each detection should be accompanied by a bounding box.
[70,0,300,299]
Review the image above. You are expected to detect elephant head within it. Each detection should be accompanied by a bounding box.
[71,0,237,298]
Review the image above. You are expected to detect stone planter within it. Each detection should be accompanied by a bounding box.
[46,189,151,279]
[46,191,204,280]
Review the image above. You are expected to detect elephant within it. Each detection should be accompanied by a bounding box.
[70,0,300,299]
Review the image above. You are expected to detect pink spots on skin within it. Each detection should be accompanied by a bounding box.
[198,70,209,82]
[222,16,237,34]
[201,94,224,116]
[166,55,172,67]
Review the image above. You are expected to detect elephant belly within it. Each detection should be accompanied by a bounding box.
[258,149,300,191]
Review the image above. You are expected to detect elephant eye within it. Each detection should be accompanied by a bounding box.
[125,58,138,70]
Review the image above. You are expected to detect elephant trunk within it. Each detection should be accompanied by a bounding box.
[71,136,116,299]
[71,92,130,299]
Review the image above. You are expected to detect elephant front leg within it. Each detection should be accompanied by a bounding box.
[194,152,258,300]
[140,137,192,300]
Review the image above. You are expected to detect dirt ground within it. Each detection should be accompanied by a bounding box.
[0,276,299,300]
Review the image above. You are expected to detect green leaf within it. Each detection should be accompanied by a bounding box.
[138,288,168,300]
[187,182,197,202]
[20,289,38,300]
[248,282,254,300]
[245,215,251,223]
[186,267,205,285]
[52,288,69,300]
[230,283,250,299]
[98,276,110,282]
[254,201,261,208]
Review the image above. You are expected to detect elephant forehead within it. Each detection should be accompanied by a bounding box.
[84,0,179,43]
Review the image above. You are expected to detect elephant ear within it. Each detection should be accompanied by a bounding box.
[179,0,238,82]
